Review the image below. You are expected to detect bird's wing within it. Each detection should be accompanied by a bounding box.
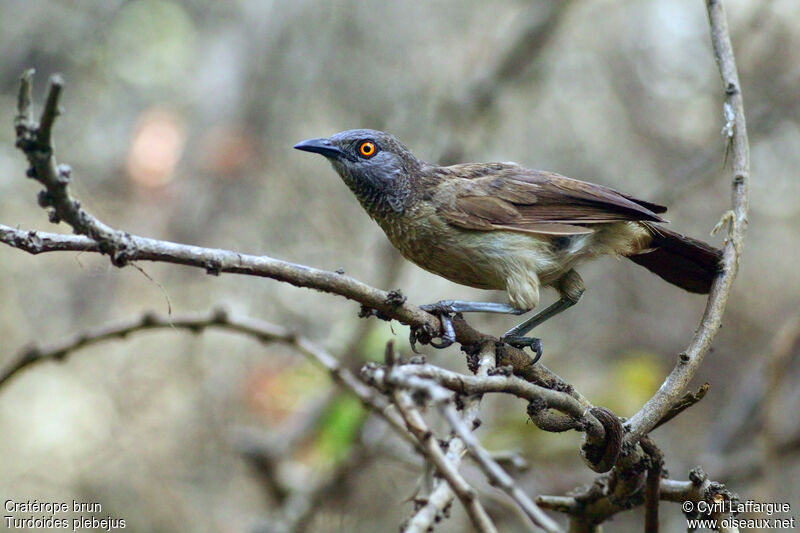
[435,165,667,236]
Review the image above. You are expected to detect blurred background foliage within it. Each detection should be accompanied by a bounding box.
[1,0,798,531]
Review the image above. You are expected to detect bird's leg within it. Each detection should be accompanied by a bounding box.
[502,298,571,364]
[420,300,527,315]
[502,270,585,363]
[418,300,526,351]
[418,271,584,356]
[503,297,579,337]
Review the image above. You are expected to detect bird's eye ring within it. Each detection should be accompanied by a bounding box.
[358,141,377,158]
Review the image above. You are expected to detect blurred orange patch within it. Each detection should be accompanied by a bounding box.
[126,108,186,188]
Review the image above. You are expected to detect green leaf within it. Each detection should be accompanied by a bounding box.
[314,394,366,463]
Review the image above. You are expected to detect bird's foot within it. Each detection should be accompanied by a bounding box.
[502,335,543,364]
[419,300,459,315]
[429,312,456,349]
[411,303,457,352]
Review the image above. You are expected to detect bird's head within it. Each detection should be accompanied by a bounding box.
[294,129,421,214]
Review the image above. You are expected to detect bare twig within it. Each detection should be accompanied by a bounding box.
[361,362,601,436]
[537,467,738,532]
[403,470,458,533]
[394,390,498,533]
[661,468,740,533]
[438,396,560,533]
[640,437,664,533]
[625,0,750,444]
[402,346,495,532]
[377,349,562,533]
[14,69,35,128]
[15,74,124,245]
[0,309,418,451]
[652,383,709,431]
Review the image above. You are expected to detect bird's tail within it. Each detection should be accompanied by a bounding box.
[627,224,722,294]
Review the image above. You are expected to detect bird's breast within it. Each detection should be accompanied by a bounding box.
[374,207,551,292]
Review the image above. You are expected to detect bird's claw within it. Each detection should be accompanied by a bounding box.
[429,312,455,348]
[413,302,457,350]
[409,329,420,354]
[502,335,543,364]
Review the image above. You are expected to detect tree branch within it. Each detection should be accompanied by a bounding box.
[394,389,498,533]
[640,436,664,533]
[0,308,418,451]
[624,0,750,444]
[437,389,560,533]
[0,228,578,402]
[537,467,738,532]
[401,345,496,532]
[361,362,601,437]
[4,70,580,389]
[651,383,709,431]
[375,347,563,533]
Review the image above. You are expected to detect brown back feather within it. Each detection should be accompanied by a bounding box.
[435,165,666,235]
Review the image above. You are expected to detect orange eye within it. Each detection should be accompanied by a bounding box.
[358,141,376,158]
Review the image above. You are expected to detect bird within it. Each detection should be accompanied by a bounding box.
[294,129,722,361]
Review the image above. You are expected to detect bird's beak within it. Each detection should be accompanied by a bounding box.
[293,137,343,158]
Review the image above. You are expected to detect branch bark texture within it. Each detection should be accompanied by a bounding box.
[624,0,750,443]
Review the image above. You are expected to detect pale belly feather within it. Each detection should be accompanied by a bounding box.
[375,208,648,311]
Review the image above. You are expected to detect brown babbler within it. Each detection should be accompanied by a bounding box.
[295,129,721,361]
